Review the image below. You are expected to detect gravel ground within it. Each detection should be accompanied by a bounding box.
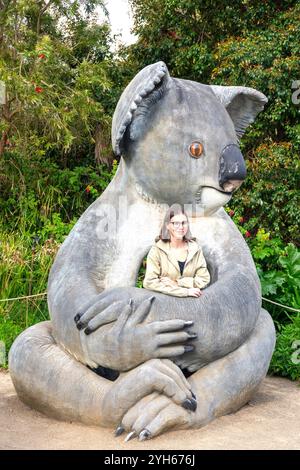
[1,371,300,450]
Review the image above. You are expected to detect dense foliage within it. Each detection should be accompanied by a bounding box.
[0,0,117,360]
[1,1,299,380]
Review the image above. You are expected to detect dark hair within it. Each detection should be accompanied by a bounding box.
[155,204,195,242]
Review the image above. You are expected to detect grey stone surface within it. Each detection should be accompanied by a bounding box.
[9,61,275,440]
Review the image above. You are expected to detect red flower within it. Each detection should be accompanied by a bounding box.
[85,185,91,193]
[35,86,43,93]
[38,53,46,59]
[245,231,251,238]
[229,210,235,217]
[168,31,180,40]
[239,217,244,224]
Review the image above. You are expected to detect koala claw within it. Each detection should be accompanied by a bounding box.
[182,397,197,412]
[74,313,85,330]
[124,431,137,442]
[114,425,125,437]
[74,313,81,324]
[139,429,151,441]
[187,332,198,339]
[75,321,85,331]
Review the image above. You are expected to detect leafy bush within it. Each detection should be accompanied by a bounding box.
[225,212,300,379]
[230,143,300,246]
[0,0,113,165]
[269,314,300,380]
[0,151,117,234]
[0,230,52,364]
[0,159,117,366]
[247,229,300,325]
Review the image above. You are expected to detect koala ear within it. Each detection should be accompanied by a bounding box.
[210,85,268,139]
[112,61,170,156]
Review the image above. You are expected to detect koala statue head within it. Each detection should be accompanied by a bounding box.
[112,61,267,215]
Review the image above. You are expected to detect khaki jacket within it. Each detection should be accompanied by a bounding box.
[143,239,210,297]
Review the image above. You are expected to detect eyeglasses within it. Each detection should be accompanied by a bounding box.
[170,221,188,228]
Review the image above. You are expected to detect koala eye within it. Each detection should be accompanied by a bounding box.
[189,142,203,158]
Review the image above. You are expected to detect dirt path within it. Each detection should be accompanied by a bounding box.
[0,371,299,450]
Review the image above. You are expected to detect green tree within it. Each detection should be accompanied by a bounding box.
[0,1,119,359]
[128,0,298,80]
[0,0,112,165]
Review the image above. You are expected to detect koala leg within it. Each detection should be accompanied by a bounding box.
[189,308,276,428]
[8,321,110,425]
[115,309,276,440]
[8,321,194,426]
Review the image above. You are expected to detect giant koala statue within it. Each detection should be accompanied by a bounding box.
[9,62,276,441]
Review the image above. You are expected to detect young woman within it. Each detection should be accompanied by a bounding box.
[143,204,210,297]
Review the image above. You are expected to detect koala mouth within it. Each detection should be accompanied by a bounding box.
[195,186,230,202]
[194,186,232,216]
[196,180,243,200]
[208,185,232,195]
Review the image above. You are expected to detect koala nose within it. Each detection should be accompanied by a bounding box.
[219,144,247,192]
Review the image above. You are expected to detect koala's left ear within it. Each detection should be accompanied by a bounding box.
[112,61,171,156]
[210,85,268,139]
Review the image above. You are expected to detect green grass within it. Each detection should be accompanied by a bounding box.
[0,230,54,366]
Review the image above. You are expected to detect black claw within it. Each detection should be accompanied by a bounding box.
[76,321,85,331]
[182,399,194,411]
[115,425,125,437]
[74,313,81,324]
[190,397,197,411]
[188,333,198,339]
[184,321,194,327]
[129,298,133,307]
[184,345,194,352]
[84,327,92,335]
[191,391,197,400]
[139,429,151,441]
[148,296,156,304]
[182,398,197,412]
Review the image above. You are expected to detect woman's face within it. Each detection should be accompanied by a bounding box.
[167,214,189,240]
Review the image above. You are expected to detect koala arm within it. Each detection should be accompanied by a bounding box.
[143,247,189,297]
[177,250,210,289]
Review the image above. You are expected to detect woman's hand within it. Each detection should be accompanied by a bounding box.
[188,288,202,297]
[160,278,202,297]
[160,276,178,287]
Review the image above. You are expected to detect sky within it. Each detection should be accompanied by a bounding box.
[100,0,137,48]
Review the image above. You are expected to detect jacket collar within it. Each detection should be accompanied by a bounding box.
[155,239,200,272]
